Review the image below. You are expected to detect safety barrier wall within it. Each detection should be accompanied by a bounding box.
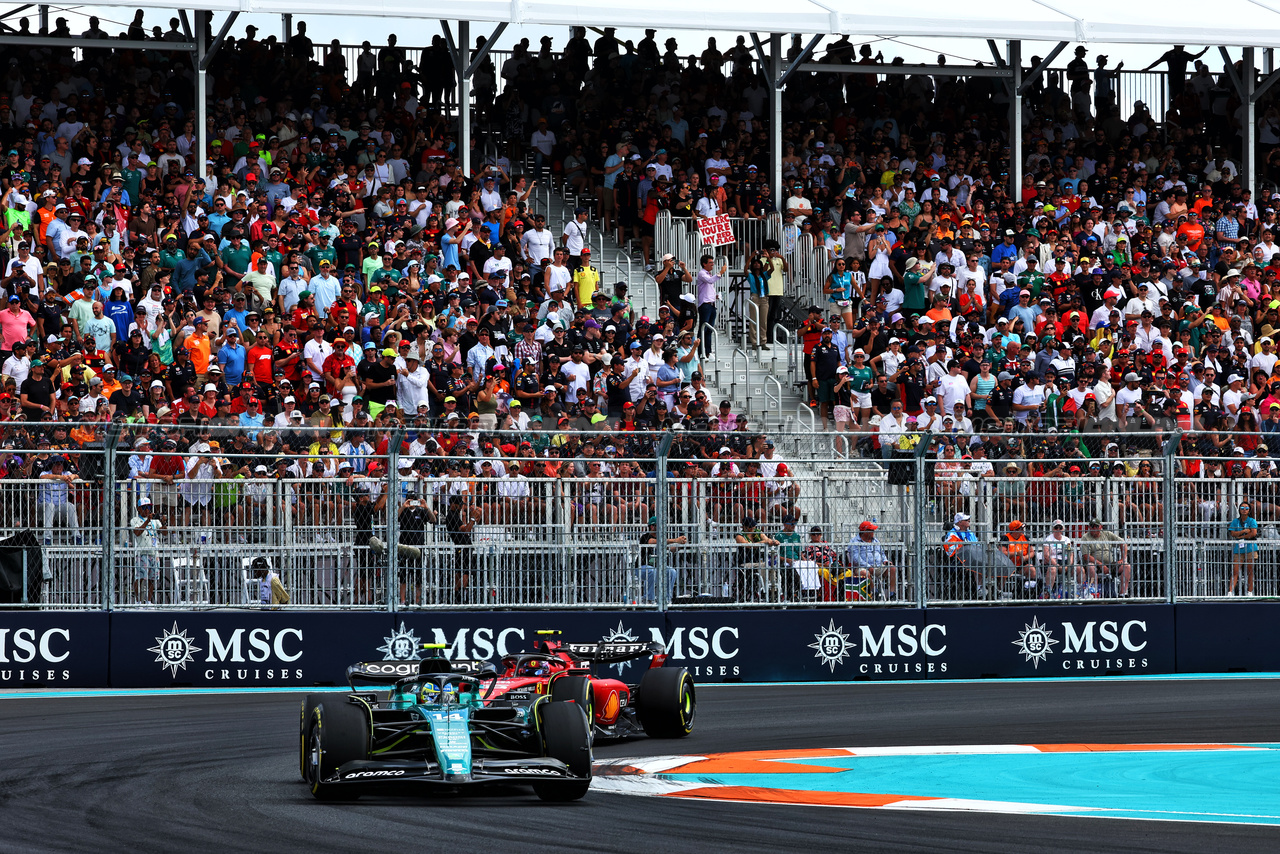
[6,602,1280,687]
[6,426,1280,610]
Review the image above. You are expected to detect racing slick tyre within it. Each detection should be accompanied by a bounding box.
[635,667,696,738]
[535,701,592,802]
[307,700,370,801]
[549,674,593,722]
[299,692,344,780]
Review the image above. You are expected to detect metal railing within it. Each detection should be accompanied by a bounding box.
[304,43,1176,124]
[4,425,1280,609]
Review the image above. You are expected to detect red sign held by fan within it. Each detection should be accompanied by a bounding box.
[698,215,735,246]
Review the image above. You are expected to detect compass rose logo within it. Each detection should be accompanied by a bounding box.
[600,620,639,674]
[149,622,202,677]
[377,622,424,660]
[809,620,853,672]
[1012,616,1058,669]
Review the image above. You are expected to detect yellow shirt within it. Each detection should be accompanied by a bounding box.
[572,265,600,306]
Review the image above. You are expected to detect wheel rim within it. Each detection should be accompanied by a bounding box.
[308,727,322,785]
[681,677,695,729]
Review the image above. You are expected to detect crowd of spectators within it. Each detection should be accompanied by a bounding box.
[0,19,1273,605]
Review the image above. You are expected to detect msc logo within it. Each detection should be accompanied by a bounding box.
[1011,618,1150,671]
[1012,617,1059,669]
[810,620,853,672]
[810,620,948,675]
[378,623,424,661]
[149,622,202,677]
[149,622,303,675]
[803,622,947,676]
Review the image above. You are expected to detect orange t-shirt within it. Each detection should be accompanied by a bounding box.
[184,331,212,373]
[35,206,56,246]
[1177,222,1205,251]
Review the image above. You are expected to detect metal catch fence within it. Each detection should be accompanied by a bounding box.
[2,424,1279,609]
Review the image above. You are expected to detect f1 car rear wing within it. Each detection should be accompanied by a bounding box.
[347,658,495,687]
[557,642,662,663]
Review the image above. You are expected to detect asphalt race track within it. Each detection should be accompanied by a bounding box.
[2,679,1280,853]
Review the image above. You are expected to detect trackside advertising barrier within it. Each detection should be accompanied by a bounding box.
[0,604,1273,687]
[0,612,109,687]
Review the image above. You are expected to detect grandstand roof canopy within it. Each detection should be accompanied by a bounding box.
[81,0,1280,49]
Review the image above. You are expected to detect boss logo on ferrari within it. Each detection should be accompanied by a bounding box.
[501,768,561,776]
[344,770,406,778]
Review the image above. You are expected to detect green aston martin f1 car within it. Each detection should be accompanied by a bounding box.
[299,646,591,802]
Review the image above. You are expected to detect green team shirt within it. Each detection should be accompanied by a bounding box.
[1017,270,1045,298]
[902,271,927,314]
[362,256,383,284]
[848,364,873,392]
[121,167,144,203]
[369,267,403,289]
[1177,318,1205,352]
[263,248,285,271]
[158,249,184,269]
[220,243,252,275]
[306,246,336,270]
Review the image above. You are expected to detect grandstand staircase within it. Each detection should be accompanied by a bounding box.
[527,159,820,443]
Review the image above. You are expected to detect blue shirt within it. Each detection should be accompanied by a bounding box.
[237,410,264,440]
[603,154,623,190]
[1230,515,1259,553]
[440,232,460,270]
[216,342,247,385]
[207,211,230,236]
[173,249,212,293]
[104,299,135,341]
[991,242,1018,265]
[847,537,888,569]
[222,307,250,331]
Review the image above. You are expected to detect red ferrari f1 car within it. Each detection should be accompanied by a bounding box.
[484,632,696,739]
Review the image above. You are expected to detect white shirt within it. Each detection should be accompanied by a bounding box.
[624,356,649,401]
[1115,385,1143,418]
[937,373,969,414]
[1124,296,1156,317]
[957,265,987,293]
[482,255,513,288]
[531,130,556,156]
[562,219,589,256]
[1248,350,1278,376]
[302,337,333,381]
[1012,383,1045,423]
[2,353,29,387]
[521,227,554,265]
[559,359,590,399]
[396,365,431,411]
